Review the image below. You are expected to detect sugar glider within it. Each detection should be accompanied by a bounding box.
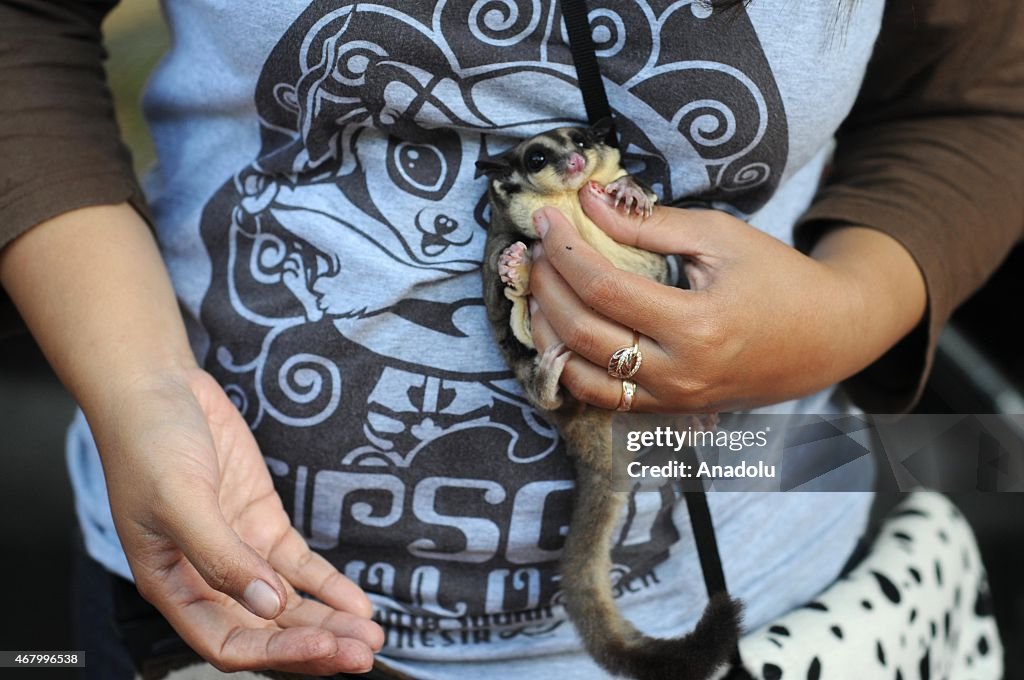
[476,121,741,680]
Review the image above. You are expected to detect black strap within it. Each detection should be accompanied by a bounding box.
[683,484,745,671]
[676,444,743,668]
[561,0,618,147]
[673,451,743,673]
[682,488,730,598]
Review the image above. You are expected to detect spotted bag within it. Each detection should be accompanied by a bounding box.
[719,492,1003,680]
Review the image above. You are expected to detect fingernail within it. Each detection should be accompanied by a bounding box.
[532,210,550,238]
[590,181,613,203]
[244,579,281,619]
[351,649,374,673]
[528,297,538,315]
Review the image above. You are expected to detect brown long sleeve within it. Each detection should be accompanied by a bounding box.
[795,1,1024,413]
[0,0,147,335]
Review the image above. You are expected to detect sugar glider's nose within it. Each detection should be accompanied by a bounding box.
[563,152,587,175]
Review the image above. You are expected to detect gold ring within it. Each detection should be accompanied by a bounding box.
[617,379,637,412]
[607,330,642,379]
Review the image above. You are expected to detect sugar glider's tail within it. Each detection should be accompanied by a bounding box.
[560,463,742,680]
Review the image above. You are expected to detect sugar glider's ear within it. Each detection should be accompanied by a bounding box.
[587,117,616,146]
[476,157,512,178]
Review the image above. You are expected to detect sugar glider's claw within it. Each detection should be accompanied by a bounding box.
[606,176,655,219]
[498,241,532,295]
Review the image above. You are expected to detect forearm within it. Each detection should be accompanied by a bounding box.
[795,0,1024,412]
[0,203,196,419]
[809,225,927,383]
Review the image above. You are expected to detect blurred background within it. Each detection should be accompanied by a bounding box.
[0,1,1022,678]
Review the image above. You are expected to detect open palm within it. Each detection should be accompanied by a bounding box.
[96,367,382,675]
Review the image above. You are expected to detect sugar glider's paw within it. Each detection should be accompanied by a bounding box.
[499,241,532,296]
[532,342,573,411]
[605,176,656,219]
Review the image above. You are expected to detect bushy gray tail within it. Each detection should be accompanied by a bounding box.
[560,464,742,680]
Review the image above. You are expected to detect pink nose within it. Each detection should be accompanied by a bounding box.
[565,152,587,174]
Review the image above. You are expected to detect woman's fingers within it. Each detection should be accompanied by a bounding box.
[143,513,381,676]
[277,584,384,651]
[578,180,712,255]
[241,509,383,648]
[530,243,671,374]
[528,205,726,412]
[156,486,288,620]
[532,206,699,339]
[267,527,376,620]
[191,607,373,675]
[530,304,660,412]
[214,626,373,676]
[141,556,376,676]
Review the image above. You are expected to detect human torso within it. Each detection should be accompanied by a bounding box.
[70,2,885,676]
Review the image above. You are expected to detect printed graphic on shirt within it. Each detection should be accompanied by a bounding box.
[196,0,787,644]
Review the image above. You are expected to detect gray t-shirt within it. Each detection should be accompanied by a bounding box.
[68,1,885,677]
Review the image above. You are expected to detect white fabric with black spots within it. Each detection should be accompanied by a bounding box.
[724,492,1002,680]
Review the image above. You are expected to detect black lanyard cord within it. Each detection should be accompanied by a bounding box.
[561,0,618,146]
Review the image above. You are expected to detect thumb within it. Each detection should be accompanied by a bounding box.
[579,180,707,255]
[163,494,287,619]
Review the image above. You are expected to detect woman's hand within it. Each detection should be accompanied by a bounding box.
[95,365,384,675]
[527,181,926,413]
[0,204,381,675]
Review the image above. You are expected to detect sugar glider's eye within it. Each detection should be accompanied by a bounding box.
[526,151,547,172]
[575,138,590,150]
